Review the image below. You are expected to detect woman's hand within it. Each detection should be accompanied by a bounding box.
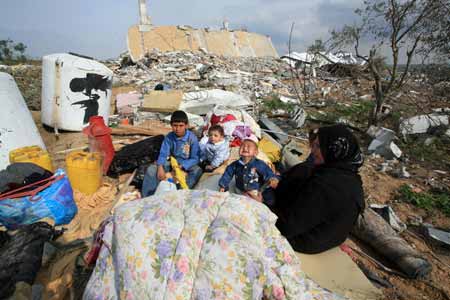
[245,191,263,202]
[269,178,279,189]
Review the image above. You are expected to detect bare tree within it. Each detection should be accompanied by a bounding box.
[307,39,326,54]
[330,0,448,127]
[287,23,318,104]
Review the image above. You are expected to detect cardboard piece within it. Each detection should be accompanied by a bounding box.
[142,90,183,113]
[297,247,382,300]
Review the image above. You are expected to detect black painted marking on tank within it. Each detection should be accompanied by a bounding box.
[69,73,112,124]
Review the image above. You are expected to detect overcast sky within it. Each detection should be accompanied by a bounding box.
[0,0,362,59]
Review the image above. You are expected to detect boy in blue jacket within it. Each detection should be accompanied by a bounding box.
[219,135,279,206]
[142,110,203,196]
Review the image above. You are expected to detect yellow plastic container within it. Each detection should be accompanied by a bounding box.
[259,135,281,163]
[9,145,54,172]
[66,151,102,195]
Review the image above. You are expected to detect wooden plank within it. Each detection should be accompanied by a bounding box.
[111,124,171,136]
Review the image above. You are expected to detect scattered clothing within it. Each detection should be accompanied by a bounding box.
[232,125,253,141]
[275,125,365,254]
[83,190,344,300]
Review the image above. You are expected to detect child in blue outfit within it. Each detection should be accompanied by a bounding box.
[142,110,203,196]
[218,135,279,206]
[200,125,230,172]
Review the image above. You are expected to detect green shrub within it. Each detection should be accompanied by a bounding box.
[262,95,296,113]
[0,39,27,64]
[399,137,450,168]
[397,184,450,216]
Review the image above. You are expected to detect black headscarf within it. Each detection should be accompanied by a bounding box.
[312,124,364,172]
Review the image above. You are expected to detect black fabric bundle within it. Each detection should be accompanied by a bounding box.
[0,222,57,299]
[0,163,53,194]
[107,135,164,187]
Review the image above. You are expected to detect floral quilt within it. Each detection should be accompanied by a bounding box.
[83,190,344,300]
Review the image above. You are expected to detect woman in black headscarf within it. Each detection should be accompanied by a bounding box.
[274,124,365,254]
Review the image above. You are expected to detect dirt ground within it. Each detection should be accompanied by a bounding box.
[356,160,450,300]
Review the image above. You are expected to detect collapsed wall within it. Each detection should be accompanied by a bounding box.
[127,25,279,62]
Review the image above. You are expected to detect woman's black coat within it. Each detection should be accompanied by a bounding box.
[274,161,365,254]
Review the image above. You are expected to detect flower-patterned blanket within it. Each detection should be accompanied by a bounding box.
[83,190,344,300]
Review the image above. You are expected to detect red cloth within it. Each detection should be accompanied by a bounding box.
[229,137,242,148]
[203,113,238,137]
[210,114,236,126]
[84,218,111,266]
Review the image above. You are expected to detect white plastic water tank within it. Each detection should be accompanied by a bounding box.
[41,53,113,131]
[0,72,46,170]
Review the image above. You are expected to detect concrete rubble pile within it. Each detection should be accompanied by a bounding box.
[111,49,295,100]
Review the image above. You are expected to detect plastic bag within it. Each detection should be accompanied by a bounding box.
[0,169,77,229]
[154,179,177,195]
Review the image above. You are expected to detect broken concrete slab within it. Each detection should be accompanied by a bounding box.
[422,225,450,248]
[393,166,411,179]
[424,137,436,146]
[400,114,449,135]
[180,89,252,115]
[358,94,372,101]
[321,87,331,98]
[368,127,402,159]
[432,108,450,114]
[291,107,307,129]
[380,104,392,116]
[370,204,407,233]
[141,90,183,113]
[210,70,246,86]
[366,125,381,138]
[279,95,299,104]
[127,25,279,62]
[281,139,310,170]
[259,116,289,144]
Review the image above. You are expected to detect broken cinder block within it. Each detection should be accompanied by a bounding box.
[368,127,402,159]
